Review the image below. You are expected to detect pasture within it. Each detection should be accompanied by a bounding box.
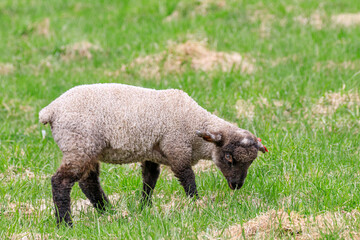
[0,0,359,239]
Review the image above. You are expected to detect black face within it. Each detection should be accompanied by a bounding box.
[215,142,259,190]
[196,129,265,190]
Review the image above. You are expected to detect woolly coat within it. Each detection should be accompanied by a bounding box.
[39,83,238,168]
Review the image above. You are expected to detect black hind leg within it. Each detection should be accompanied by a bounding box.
[79,162,110,212]
[51,169,77,227]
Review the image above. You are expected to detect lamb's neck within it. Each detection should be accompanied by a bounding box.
[196,141,215,161]
[195,113,235,161]
[201,112,236,136]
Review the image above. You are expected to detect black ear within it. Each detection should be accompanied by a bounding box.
[196,130,223,146]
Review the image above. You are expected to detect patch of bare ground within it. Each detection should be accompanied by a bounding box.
[312,91,360,116]
[104,69,123,78]
[331,12,360,27]
[34,18,51,37]
[295,12,360,29]
[33,56,56,75]
[247,7,275,38]
[157,195,180,213]
[235,99,255,121]
[0,166,49,182]
[208,209,360,239]
[60,41,101,61]
[4,193,129,221]
[24,124,38,135]
[246,97,295,122]
[294,12,325,29]
[10,232,48,240]
[159,193,263,219]
[248,8,274,23]
[257,97,291,110]
[3,195,50,217]
[268,55,298,67]
[124,40,255,79]
[157,194,218,214]
[0,62,15,75]
[5,202,37,217]
[160,166,175,181]
[72,198,93,215]
[313,60,360,71]
[164,0,226,22]
[1,99,34,119]
[24,18,51,38]
[72,194,129,219]
[297,90,360,132]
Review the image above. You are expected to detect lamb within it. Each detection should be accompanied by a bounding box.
[39,83,267,226]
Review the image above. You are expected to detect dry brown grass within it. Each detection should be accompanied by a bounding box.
[164,0,226,22]
[298,90,360,132]
[4,193,129,223]
[256,96,295,123]
[208,209,360,239]
[256,97,290,109]
[72,193,129,218]
[34,18,51,37]
[247,7,275,38]
[235,99,255,120]
[3,194,49,217]
[124,40,255,79]
[161,160,217,180]
[256,96,270,109]
[248,8,274,23]
[0,63,15,75]
[37,56,54,73]
[313,60,360,71]
[331,13,360,27]
[104,69,122,78]
[10,232,47,240]
[312,91,360,116]
[294,12,324,29]
[0,166,49,182]
[24,18,51,38]
[24,124,39,136]
[156,194,218,214]
[5,202,37,217]
[23,18,51,38]
[60,41,101,61]
[160,165,175,181]
[269,55,298,67]
[1,99,34,120]
[295,11,360,29]
[72,198,93,215]
[255,91,359,129]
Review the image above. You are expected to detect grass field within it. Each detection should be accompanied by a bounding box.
[1,0,360,239]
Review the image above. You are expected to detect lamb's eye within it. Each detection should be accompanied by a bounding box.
[224,153,233,163]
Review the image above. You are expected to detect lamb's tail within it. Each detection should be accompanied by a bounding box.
[39,106,54,125]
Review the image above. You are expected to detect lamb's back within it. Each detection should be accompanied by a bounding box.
[41,84,209,151]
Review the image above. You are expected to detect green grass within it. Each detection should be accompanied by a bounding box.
[1,0,360,239]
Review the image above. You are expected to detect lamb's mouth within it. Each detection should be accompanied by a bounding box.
[228,181,243,190]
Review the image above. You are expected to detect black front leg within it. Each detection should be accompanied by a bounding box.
[171,167,198,198]
[141,161,160,205]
